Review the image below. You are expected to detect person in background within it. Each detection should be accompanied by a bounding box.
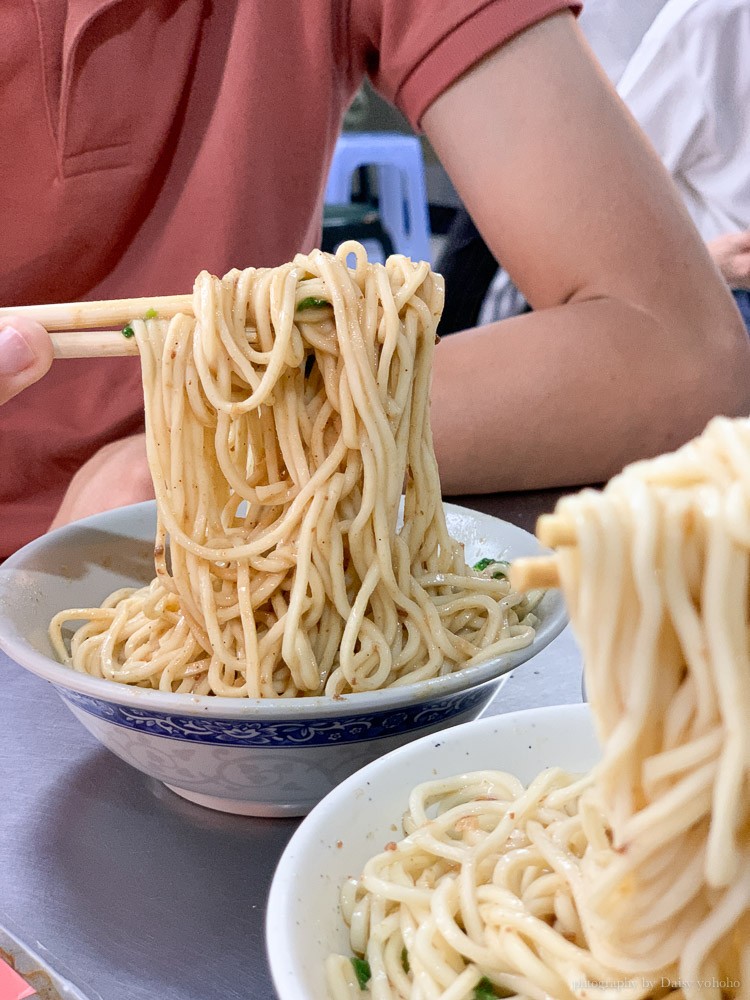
[709,231,750,328]
[617,0,750,245]
[617,0,750,325]
[1,3,749,560]
[444,0,750,334]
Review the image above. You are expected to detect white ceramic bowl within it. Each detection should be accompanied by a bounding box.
[266,703,598,998]
[0,502,566,817]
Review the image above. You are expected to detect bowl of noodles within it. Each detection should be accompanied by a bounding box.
[0,245,566,816]
[268,414,750,996]
[0,499,565,817]
[266,704,599,999]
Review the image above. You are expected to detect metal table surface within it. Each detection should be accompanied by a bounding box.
[1,489,584,1000]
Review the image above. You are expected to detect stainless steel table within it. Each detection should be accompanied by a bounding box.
[1,489,584,1000]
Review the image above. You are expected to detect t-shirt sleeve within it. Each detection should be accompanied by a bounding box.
[348,0,582,130]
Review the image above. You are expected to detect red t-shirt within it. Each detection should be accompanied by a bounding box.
[0,0,577,558]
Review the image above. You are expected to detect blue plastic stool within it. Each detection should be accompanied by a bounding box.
[325,133,432,264]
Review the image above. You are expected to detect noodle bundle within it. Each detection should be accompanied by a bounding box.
[328,416,750,999]
[50,244,539,698]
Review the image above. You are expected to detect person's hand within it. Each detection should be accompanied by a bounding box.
[708,231,750,290]
[49,433,155,530]
[0,317,54,405]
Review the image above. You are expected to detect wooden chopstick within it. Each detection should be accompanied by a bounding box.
[535,513,575,548]
[0,294,192,332]
[51,331,139,358]
[3,284,333,360]
[510,556,561,592]
[0,293,194,360]
[508,514,577,591]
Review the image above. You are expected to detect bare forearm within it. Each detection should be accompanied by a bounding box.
[432,296,750,494]
[49,432,153,530]
[421,14,750,494]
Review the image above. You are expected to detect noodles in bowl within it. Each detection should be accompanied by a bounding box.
[0,500,564,815]
[315,417,750,997]
[0,245,566,815]
[49,244,540,698]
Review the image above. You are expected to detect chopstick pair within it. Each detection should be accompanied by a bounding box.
[0,294,194,359]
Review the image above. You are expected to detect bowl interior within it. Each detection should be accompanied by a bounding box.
[1,504,155,662]
[0,501,566,713]
[266,703,598,1000]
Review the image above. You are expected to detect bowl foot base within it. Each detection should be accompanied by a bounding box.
[163,783,314,817]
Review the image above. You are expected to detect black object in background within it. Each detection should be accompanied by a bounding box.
[435,207,500,336]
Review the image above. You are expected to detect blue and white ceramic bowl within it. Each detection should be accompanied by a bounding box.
[0,502,566,816]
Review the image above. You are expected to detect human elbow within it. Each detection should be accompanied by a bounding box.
[663,295,750,441]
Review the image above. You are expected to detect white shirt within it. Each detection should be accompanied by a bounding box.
[617,0,750,241]
[578,0,668,83]
[478,0,750,324]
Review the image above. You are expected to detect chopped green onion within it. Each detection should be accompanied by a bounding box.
[121,324,135,339]
[401,947,410,973]
[474,977,504,999]
[143,308,158,320]
[473,558,494,572]
[473,557,510,578]
[351,957,371,990]
[297,296,329,311]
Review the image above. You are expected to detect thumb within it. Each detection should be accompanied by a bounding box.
[0,317,54,405]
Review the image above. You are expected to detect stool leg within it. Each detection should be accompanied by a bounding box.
[325,134,432,262]
[377,165,407,256]
[324,147,364,203]
[374,148,431,263]
[402,160,432,264]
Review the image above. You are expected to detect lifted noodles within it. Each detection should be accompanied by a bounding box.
[50,244,539,697]
[327,416,750,998]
